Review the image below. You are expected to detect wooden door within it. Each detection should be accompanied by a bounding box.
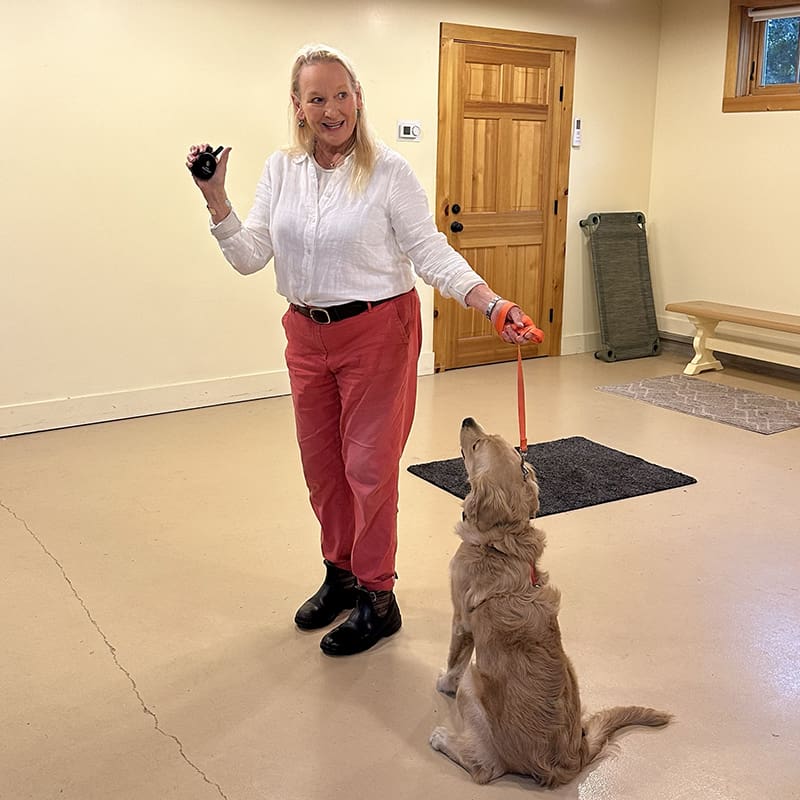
[434,24,575,370]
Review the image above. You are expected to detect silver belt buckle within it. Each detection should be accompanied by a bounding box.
[309,307,332,324]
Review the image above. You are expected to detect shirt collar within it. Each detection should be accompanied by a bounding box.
[292,149,356,168]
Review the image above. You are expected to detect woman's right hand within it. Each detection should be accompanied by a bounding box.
[185,143,232,193]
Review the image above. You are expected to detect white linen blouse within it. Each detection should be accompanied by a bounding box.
[209,143,484,308]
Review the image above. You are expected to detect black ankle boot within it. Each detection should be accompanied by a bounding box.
[319,587,402,656]
[294,560,357,630]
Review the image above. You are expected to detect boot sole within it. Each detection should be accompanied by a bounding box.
[319,612,402,656]
[294,602,356,631]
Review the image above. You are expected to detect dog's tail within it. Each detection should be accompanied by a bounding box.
[581,706,671,767]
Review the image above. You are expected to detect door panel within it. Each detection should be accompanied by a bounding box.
[434,24,575,370]
[509,121,545,210]
[461,119,499,211]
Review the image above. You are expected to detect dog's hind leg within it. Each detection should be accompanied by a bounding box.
[436,616,474,696]
[430,668,506,784]
[429,725,504,784]
[429,726,465,769]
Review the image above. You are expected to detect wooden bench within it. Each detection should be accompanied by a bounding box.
[664,300,800,375]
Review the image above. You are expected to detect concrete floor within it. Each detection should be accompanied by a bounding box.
[2,350,799,800]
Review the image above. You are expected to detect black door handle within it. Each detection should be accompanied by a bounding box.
[450,221,463,233]
[451,203,461,214]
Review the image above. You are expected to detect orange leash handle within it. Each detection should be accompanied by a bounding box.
[492,301,544,343]
[491,301,544,454]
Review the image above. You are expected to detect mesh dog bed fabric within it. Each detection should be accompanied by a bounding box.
[579,212,661,362]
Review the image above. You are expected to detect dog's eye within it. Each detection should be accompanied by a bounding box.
[472,441,480,451]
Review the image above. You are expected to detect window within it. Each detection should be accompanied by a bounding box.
[723,1,800,111]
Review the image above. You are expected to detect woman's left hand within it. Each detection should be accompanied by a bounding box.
[495,304,544,345]
[463,285,544,345]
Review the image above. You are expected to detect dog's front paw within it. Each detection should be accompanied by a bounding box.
[436,670,458,697]
[430,726,450,752]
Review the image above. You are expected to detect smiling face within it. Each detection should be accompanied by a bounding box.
[293,61,362,157]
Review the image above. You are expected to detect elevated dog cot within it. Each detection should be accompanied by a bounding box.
[579,211,661,362]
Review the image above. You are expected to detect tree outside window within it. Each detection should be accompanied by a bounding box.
[763,17,800,85]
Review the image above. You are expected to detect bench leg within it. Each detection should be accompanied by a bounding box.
[684,315,723,375]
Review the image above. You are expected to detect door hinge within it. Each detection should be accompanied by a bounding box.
[549,308,554,323]
[559,85,564,102]
[554,200,559,215]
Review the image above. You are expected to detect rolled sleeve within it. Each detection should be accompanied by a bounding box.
[210,209,243,241]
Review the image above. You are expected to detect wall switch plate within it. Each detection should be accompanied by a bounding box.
[397,120,422,141]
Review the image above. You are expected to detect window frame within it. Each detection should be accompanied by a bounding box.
[723,0,800,112]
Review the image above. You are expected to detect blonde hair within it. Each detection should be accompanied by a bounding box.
[288,43,377,193]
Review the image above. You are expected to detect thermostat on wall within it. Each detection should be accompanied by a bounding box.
[572,118,582,148]
[397,120,422,141]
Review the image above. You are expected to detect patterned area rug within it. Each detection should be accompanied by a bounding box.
[407,436,696,517]
[597,374,800,435]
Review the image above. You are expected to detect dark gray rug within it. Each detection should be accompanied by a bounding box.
[407,436,696,517]
[597,374,800,435]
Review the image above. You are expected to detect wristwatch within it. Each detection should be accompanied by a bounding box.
[485,295,503,320]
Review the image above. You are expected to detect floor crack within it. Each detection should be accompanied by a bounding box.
[1,499,230,800]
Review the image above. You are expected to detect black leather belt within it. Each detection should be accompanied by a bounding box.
[291,294,401,324]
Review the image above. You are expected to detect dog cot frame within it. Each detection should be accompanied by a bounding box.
[579,212,661,362]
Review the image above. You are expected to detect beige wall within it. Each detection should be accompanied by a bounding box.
[2,0,664,436]
[652,0,800,343]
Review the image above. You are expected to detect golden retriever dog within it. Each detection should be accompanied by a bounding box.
[430,417,670,787]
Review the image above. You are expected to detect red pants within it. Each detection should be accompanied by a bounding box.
[282,289,422,591]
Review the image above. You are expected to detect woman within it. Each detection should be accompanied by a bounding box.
[187,43,539,656]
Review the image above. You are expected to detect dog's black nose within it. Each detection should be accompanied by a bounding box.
[462,417,476,428]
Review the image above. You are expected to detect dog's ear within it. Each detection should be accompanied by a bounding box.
[463,473,495,531]
[522,461,541,518]
[464,473,531,530]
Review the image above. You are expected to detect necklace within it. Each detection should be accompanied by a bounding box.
[314,141,354,170]
[314,152,339,169]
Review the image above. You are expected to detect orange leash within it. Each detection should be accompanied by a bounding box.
[494,301,544,584]
[516,346,528,453]
[492,302,544,454]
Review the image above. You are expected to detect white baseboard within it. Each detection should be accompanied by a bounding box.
[559,325,798,358]
[418,349,435,376]
[1,350,439,438]
[560,332,601,356]
[0,371,291,438]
